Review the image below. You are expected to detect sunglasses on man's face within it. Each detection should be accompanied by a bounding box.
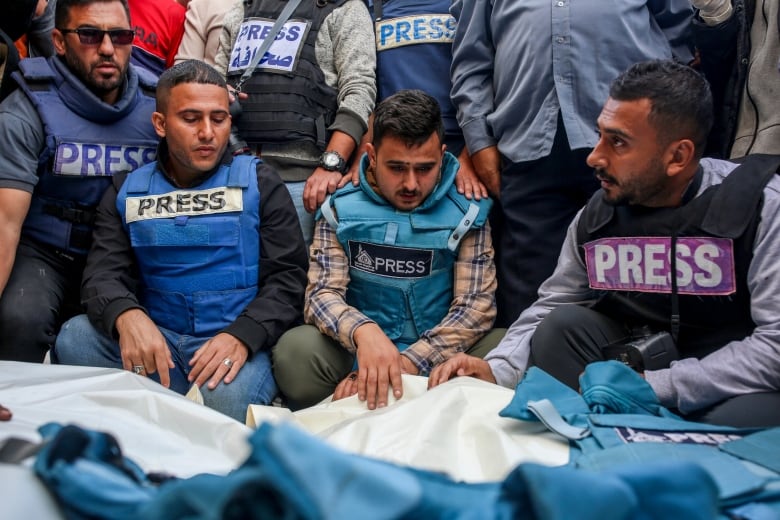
[58,27,135,45]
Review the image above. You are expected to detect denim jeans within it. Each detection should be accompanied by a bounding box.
[54,315,277,422]
[284,180,315,247]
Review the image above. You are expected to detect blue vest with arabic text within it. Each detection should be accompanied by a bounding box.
[323,152,490,350]
[13,57,158,255]
[116,155,261,337]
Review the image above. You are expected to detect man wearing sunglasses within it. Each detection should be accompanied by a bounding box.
[0,0,158,363]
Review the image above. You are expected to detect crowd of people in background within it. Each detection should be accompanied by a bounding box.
[0,0,778,426]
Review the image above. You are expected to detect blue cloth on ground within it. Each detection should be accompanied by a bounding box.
[32,419,724,519]
[33,423,160,520]
[499,361,780,518]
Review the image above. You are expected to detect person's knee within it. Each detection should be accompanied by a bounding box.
[203,355,278,422]
[0,290,60,361]
[272,325,321,380]
[52,314,99,364]
[0,288,57,336]
[531,306,590,358]
[530,305,612,390]
[273,325,351,409]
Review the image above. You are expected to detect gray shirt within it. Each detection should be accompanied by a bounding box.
[486,158,780,414]
[0,89,44,192]
[450,0,694,163]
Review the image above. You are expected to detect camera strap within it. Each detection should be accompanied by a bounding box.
[669,233,681,343]
[235,0,304,93]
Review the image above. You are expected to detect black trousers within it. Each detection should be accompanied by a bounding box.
[493,116,598,327]
[529,304,780,428]
[0,237,84,362]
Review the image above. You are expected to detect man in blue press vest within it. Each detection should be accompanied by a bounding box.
[53,60,308,422]
[273,90,502,410]
[0,0,158,363]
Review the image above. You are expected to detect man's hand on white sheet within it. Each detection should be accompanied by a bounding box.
[189,333,249,390]
[333,353,417,404]
[346,323,405,409]
[428,353,496,389]
[115,309,174,388]
[333,370,359,401]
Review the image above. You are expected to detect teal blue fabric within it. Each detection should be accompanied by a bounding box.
[720,428,780,474]
[33,420,724,520]
[499,361,780,518]
[499,460,718,520]
[579,360,680,418]
[33,423,158,520]
[500,365,591,421]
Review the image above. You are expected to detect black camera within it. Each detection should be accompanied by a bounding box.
[602,327,679,372]
[228,96,251,156]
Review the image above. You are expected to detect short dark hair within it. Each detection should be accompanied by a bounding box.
[55,0,131,29]
[156,60,227,112]
[372,89,445,149]
[609,60,713,158]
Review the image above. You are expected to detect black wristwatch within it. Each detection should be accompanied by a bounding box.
[319,150,347,173]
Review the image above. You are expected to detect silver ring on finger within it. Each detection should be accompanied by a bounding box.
[133,365,145,375]
[223,358,233,369]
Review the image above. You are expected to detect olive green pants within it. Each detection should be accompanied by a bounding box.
[272,325,506,410]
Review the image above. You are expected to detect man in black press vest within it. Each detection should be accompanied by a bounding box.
[429,60,780,428]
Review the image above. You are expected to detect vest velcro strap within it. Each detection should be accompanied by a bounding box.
[246,82,335,107]
[526,399,591,440]
[43,204,96,225]
[447,203,479,251]
[320,195,338,229]
[243,101,325,119]
[384,222,398,244]
[315,116,327,149]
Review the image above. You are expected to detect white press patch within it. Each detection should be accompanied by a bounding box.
[375,14,455,51]
[125,187,243,223]
[228,18,309,74]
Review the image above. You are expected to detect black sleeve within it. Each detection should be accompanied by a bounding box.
[81,173,145,338]
[691,14,741,157]
[221,162,309,353]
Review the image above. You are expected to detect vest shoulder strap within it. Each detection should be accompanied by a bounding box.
[444,184,492,227]
[227,154,257,188]
[124,161,158,194]
[17,57,55,82]
[133,65,158,97]
[701,154,780,237]
[112,171,130,192]
[577,190,613,244]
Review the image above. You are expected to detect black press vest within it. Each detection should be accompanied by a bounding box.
[576,154,780,358]
[227,0,346,149]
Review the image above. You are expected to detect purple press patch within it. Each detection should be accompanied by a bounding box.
[583,237,736,295]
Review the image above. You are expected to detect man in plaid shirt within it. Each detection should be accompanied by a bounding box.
[273,90,503,410]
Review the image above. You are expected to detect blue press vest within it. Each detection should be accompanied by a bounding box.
[321,152,491,348]
[13,57,158,254]
[116,155,261,337]
[368,0,460,137]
